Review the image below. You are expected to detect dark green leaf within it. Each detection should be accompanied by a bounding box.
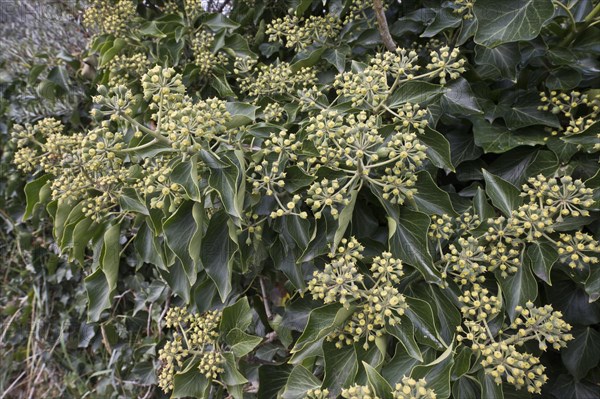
[281,365,321,399]
[292,303,354,354]
[561,327,600,380]
[482,169,522,216]
[387,82,445,108]
[499,257,538,322]
[404,296,445,350]
[201,210,237,301]
[226,328,262,358]
[220,296,253,333]
[323,341,358,396]
[411,345,454,399]
[527,242,557,286]
[172,363,209,398]
[387,208,440,284]
[23,174,52,220]
[472,118,546,153]
[420,127,455,172]
[363,362,393,399]
[473,0,554,47]
[413,171,457,216]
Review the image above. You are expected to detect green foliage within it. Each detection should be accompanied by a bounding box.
[3,0,600,398]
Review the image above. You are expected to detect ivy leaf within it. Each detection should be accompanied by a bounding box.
[382,343,429,384]
[551,374,600,399]
[474,43,520,81]
[421,7,462,38]
[387,82,445,108]
[482,169,522,216]
[412,171,458,216]
[220,296,253,333]
[257,364,293,399]
[363,362,393,399]
[281,365,321,399]
[386,319,423,361]
[499,257,538,322]
[164,201,202,282]
[323,47,348,73]
[204,153,244,226]
[386,208,440,284]
[440,78,483,116]
[172,363,210,398]
[500,104,561,130]
[332,186,359,252]
[411,344,455,399]
[291,303,354,354]
[323,341,358,396]
[226,328,262,358]
[222,352,248,386]
[71,218,99,265]
[23,174,52,220]
[472,117,546,153]
[527,242,558,286]
[170,158,201,201]
[561,327,600,380]
[420,127,455,172]
[585,266,600,303]
[473,0,554,48]
[84,223,121,322]
[473,187,496,221]
[405,296,445,350]
[201,210,238,301]
[477,369,504,399]
[226,102,259,128]
[452,377,481,399]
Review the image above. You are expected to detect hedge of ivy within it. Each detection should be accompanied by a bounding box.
[2,0,600,398]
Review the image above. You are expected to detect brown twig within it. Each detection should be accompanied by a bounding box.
[373,0,397,51]
[259,277,272,320]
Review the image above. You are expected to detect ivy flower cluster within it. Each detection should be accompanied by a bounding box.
[304,388,330,399]
[191,30,227,76]
[334,378,437,399]
[538,90,600,139]
[83,0,137,36]
[392,377,437,399]
[184,0,206,21]
[333,46,464,108]
[246,101,428,220]
[341,384,378,399]
[556,232,599,269]
[344,0,375,24]
[158,307,224,392]
[452,0,476,20]
[11,65,237,220]
[12,118,127,219]
[103,52,150,86]
[431,174,597,287]
[236,59,317,97]
[266,14,342,51]
[456,286,573,394]
[308,238,408,349]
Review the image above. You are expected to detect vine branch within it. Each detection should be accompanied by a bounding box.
[373,0,397,51]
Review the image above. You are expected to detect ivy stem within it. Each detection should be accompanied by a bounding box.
[560,1,600,46]
[373,0,397,51]
[552,0,577,35]
[114,138,158,153]
[259,276,272,320]
[119,113,171,145]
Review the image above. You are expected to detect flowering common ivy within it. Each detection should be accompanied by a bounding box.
[6,0,600,398]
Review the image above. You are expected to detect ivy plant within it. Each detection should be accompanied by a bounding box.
[6,0,600,398]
